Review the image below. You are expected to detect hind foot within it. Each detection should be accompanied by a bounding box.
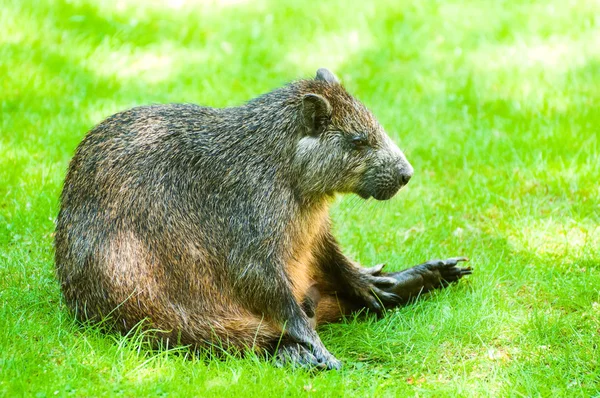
[274,340,342,371]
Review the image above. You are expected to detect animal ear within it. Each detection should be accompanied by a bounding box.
[315,68,339,84]
[302,93,331,136]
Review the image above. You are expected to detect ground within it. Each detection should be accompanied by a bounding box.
[1,0,599,396]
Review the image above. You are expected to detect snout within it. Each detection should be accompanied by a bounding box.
[356,160,414,201]
[372,162,413,200]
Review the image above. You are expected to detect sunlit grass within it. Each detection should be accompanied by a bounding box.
[1,0,599,396]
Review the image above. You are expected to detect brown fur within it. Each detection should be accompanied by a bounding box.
[55,69,428,369]
[285,202,330,303]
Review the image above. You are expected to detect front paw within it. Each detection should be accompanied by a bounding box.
[386,257,471,296]
[414,257,472,286]
[349,266,403,313]
[358,257,471,306]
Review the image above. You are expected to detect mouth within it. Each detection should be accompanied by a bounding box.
[372,187,401,201]
[356,190,372,200]
[356,185,402,201]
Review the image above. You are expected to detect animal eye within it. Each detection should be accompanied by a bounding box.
[350,135,369,149]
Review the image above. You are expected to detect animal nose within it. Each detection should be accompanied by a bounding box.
[397,163,413,186]
[401,172,412,185]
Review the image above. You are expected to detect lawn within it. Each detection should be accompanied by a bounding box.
[1,0,599,396]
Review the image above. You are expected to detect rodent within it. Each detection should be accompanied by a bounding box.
[55,68,471,370]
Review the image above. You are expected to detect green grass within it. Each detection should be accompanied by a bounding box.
[1,0,599,396]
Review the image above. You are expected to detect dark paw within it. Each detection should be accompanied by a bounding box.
[365,257,471,305]
[275,342,342,371]
[418,257,472,285]
[352,268,403,314]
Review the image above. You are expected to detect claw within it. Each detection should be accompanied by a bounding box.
[275,342,341,371]
[325,357,342,370]
[366,275,397,287]
[424,257,469,270]
[445,257,469,265]
[362,263,386,276]
[440,263,473,285]
[380,291,402,304]
[444,266,472,276]
[366,295,384,314]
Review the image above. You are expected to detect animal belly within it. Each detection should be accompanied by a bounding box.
[286,251,317,304]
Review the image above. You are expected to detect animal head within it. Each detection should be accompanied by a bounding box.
[294,68,413,201]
